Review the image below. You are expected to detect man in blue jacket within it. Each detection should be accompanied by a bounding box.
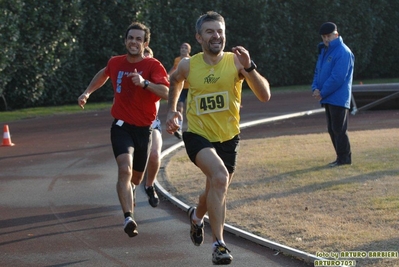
[311,22,354,167]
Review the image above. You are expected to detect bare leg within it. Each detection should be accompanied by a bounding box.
[195,148,230,243]
[146,129,162,187]
[144,129,161,207]
[195,179,210,220]
[116,153,144,214]
[196,172,234,220]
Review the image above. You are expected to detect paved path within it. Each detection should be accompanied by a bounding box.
[2,90,395,266]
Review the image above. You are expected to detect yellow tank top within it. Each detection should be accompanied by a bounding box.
[186,52,243,142]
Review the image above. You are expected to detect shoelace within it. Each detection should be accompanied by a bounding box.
[192,223,203,233]
[215,238,231,253]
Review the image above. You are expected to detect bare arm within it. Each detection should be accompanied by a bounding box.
[232,46,271,102]
[165,58,188,134]
[78,67,109,109]
[128,69,169,100]
[145,82,169,100]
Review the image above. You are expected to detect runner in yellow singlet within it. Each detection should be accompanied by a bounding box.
[166,11,271,265]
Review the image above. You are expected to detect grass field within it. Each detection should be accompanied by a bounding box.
[164,125,399,267]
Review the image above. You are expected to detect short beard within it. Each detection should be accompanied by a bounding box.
[207,43,224,55]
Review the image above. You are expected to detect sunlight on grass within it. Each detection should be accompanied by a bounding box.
[165,127,399,267]
[372,196,399,210]
[325,182,360,192]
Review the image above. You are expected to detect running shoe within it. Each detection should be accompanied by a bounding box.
[145,186,159,207]
[123,217,138,237]
[187,206,204,246]
[212,241,233,265]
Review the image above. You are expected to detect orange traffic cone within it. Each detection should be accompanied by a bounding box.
[1,125,15,146]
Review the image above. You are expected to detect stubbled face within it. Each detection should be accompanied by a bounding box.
[125,29,146,56]
[197,21,225,55]
[321,32,338,47]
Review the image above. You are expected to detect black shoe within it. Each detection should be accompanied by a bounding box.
[174,129,182,139]
[212,241,233,265]
[145,186,159,207]
[328,160,338,167]
[187,207,204,246]
[329,160,352,167]
[124,217,138,237]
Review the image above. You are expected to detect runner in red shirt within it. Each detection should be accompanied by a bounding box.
[78,22,169,238]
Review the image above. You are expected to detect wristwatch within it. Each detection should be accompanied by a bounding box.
[143,80,150,89]
[244,60,257,72]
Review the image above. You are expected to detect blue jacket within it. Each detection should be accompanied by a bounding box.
[311,36,355,109]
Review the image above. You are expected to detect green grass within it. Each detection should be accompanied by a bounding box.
[165,128,399,267]
[372,196,399,210]
[0,102,112,123]
[242,77,399,95]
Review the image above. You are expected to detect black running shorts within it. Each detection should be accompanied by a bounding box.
[182,132,240,173]
[110,119,152,172]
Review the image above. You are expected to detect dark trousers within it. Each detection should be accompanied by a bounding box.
[324,104,352,164]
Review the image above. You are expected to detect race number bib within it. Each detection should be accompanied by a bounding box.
[194,91,229,115]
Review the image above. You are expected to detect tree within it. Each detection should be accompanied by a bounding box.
[1,0,81,110]
[1,0,398,110]
[0,1,22,110]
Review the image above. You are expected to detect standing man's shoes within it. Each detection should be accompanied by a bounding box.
[329,160,338,167]
[329,160,351,167]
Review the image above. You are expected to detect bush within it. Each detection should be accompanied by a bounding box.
[1,0,398,110]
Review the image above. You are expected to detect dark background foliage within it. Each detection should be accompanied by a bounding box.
[1,0,398,110]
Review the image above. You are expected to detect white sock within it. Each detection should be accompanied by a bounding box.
[192,210,204,226]
[124,217,132,225]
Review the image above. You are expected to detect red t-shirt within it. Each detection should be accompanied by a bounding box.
[105,55,169,126]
